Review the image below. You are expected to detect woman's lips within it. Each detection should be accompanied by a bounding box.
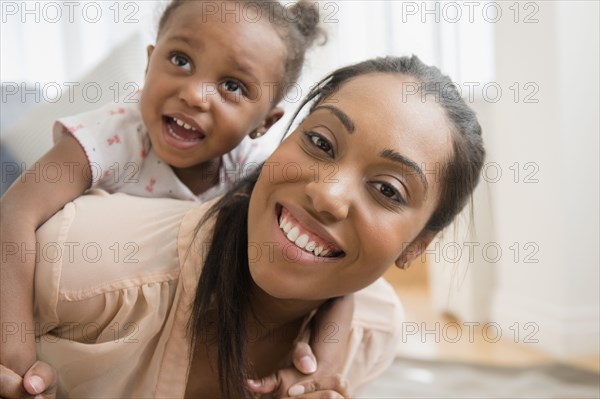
[277,206,344,258]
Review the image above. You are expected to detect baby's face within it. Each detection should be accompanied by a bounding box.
[248,72,453,300]
[140,2,286,169]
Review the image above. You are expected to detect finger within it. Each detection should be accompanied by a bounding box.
[287,375,349,397]
[285,389,344,399]
[292,341,317,374]
[0,364,30,398]
[23,361,57,398]
[246,373,280,394]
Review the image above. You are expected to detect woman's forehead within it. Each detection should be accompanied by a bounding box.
[320,73,453,164]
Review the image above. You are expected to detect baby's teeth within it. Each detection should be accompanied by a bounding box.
[174,118,196,131]
[314,246,322,256]
[295,234,309,248]
[321,249,330,257]
[306,241,316,252]
[287,227,299,242]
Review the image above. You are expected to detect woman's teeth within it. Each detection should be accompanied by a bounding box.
[173,117,196,131]
[279,216,334,257]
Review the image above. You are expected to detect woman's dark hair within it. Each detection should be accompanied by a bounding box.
[189,55,485,398]
[157,0,326,103]
[189,173,258,398]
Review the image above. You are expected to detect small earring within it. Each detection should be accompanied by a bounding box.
[250,129,265,139]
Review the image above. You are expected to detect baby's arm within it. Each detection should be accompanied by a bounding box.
[246,295,354,397]
[0,134,90,375]
[307,295,354,373]
[248,278,403,397]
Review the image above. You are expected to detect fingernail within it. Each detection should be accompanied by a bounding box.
[247,379,261,388]
[300,355,316,373]
[288,385,305,396]
[29,375,44,394]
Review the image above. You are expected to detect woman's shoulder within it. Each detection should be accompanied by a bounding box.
[176,196,220,298]
[35,190,214,299]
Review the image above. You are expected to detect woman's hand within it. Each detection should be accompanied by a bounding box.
[246,342,350,398]
[0,361,57,399]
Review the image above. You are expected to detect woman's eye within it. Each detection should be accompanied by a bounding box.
[306,132,334,157]
[170,54,191,71]
[372,182,405,204]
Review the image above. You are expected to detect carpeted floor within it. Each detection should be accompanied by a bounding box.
[359,357,600,398]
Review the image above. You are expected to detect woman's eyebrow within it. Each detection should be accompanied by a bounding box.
[380,149,429,195]
[313,105,355,134]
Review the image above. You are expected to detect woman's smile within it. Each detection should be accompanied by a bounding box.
[277,204,345,259]
[267,203,345,267]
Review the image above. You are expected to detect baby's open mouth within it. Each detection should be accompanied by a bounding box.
[164,116,205,142]
[278,207,344,258]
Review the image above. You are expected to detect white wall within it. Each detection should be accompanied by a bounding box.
[428,0,599,360]
[489,0,599,359]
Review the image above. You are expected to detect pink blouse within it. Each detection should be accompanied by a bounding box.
[34,190,403,397]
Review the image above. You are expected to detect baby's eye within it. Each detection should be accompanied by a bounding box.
[170,54,191,71]
[305,131,334,157]
[221,80,244,95]
[371,182,406,205]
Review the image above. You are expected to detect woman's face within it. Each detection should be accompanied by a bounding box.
[248,73,453,300]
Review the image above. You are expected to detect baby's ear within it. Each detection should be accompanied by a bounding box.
[262,107,285,131]
[249,108,285,139]
[395,231,437,269]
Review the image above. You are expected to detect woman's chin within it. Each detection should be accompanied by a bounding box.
[249,267,308,300]
[251,273,291,298]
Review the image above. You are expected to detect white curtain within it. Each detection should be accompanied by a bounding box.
[1,1,159,84]
[0,0,494,111]
[1,1,494,85]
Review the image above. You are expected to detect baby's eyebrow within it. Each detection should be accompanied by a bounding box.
[227,57,259,82]
[313,105,355,134]
[168,34,196,47]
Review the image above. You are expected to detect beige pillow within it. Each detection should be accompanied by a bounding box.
[2,32,147,166]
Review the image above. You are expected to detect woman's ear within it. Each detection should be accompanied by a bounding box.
[395,231,437,269]
[145,45,155,75]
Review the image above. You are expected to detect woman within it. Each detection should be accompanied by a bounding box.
[1,55,484,398]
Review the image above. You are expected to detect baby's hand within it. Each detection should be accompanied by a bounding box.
[0,360,57,399]
[246,370,349,399]
[246,342,350,398]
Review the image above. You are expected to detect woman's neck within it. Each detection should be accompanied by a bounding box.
[172,158,221,195]
[246,280,326,340]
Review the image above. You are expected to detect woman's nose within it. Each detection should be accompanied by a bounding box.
[304,173,352,222]
[179,79,216,111]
